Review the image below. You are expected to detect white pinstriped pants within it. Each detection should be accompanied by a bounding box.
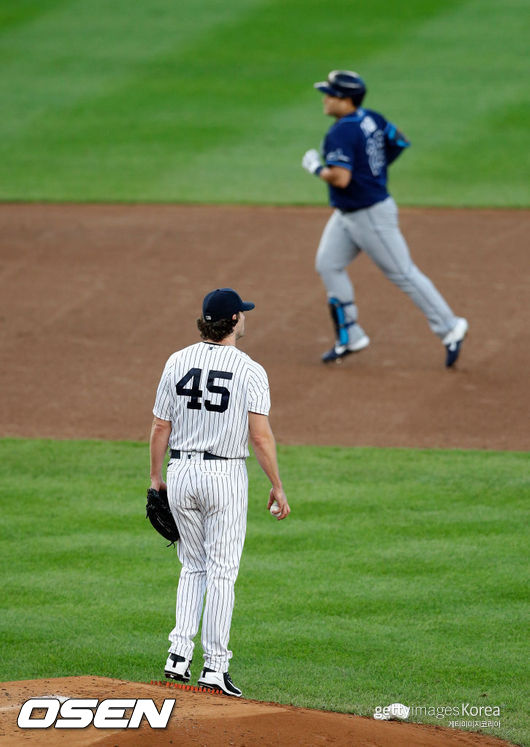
[166,454,248,672]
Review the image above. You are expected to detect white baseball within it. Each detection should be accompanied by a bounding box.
[373,703,410,721]
[269,502,281,516]
[388,703,410,720]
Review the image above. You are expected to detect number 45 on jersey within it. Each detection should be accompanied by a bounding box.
[176,368,233,412]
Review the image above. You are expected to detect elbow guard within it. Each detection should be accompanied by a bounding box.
[385,123,410,148]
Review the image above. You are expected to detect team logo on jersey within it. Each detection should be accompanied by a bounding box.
[325,147,350,164]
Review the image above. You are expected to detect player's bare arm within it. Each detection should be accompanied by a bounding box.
[149,416,171,491]
[318,165,351,188]
[249,411,290,520]
[301,150,351,187]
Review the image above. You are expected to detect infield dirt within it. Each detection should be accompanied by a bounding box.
[0,204,527,746]
[0,677,518,747]
[1,204,528,450]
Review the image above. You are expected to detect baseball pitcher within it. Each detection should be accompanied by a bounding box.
[149,288,290,697]
[302,70,468,367]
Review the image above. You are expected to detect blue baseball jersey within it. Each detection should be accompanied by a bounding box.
[321,107,410,212]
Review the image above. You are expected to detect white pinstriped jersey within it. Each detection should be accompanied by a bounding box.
[153,342,270,458]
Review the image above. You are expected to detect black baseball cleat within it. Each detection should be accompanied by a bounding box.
[164,653,191,682]
[443,318,468,368]
[322,334,370,363]
[198,667,242,697]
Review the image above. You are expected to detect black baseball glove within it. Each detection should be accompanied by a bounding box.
[146,487,179,547]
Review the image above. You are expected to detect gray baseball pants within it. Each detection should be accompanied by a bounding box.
[315,197,457,341]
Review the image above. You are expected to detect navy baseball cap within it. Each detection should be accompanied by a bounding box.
[314,70,366,99]
[202,288,255,322]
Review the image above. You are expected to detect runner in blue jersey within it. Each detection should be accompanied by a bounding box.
[301,70,468,367]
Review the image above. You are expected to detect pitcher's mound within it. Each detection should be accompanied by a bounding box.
[0,676,514,746]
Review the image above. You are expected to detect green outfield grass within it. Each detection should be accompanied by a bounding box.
[1,438,528,744]
[0,0,528,206]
